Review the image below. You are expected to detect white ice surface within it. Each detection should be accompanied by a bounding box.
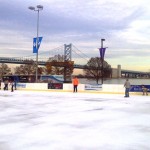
[0,90,150,150]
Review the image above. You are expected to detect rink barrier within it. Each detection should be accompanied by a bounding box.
[0,83,146,95]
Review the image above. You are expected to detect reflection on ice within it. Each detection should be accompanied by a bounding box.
[0,90,150,150]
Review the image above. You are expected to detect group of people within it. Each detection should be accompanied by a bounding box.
[1,77,149,96]
[0,79,17,92]
[72,77,149,96]
[124,79,149,97]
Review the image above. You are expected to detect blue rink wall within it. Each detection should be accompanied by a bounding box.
[1,83,149,94]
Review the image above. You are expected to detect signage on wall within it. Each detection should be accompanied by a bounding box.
[85,84,102,91]
[130,85,150,92]
[48,83,63,89]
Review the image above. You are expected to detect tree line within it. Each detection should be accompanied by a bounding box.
[0,55,112,84]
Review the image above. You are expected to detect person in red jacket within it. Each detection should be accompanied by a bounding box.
[72,76,79,92]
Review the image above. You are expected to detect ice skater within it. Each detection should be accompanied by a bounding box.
[0,78,1,90]
[10,80,15,92]
[72,76,79,92]
[141,85,148,96]
[14,80,17,90]
[124,79,131,97]
[4,80,9,90]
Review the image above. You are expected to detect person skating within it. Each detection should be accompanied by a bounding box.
[0,78,1,90]
[14,80,17,90]
[10,80,15,92]
[141,85,148,96]
[72,76,79,93]
[124,79,131,97]
[4,80,9,91]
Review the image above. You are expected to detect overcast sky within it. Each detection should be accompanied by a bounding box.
[0,0,150,71]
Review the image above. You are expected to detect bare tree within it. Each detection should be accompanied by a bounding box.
[83,57,112,84]
[43,62,52,75]
[0,63,12,78]
[45,55,74,79]
[14,59,44,75]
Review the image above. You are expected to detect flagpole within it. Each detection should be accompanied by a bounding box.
[28,5,43,83]
[101,39,105,84]
[35,9,39,83]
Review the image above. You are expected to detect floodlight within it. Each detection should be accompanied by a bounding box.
[37,5,43,10]
[28,6,35,10]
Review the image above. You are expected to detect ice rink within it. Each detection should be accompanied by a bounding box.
[0,90,150,150]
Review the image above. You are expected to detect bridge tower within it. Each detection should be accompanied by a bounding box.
[117,65,121,78]
[64,44,72,61]
[64,44,72,82]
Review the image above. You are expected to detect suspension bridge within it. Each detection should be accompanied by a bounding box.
[0,44,89,69]
[0,43,150,78]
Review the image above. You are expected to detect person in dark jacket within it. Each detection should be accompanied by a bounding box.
[10,80,14,92]
[14,80,17,90]
[4,80,9,90]
[0,79,1,90]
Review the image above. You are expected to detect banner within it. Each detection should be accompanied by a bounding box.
[48,83,63,89]
[16,83,26,88]
[99,48,106,59]
[130,85,150,92]
[85,84,102,91]
[33,37,43,53]
[33,38,37,53]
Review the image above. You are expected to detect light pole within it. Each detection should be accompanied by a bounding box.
[28,5,43,82]
[101,38,105,84]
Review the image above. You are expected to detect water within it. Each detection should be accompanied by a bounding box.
[79,78,150,85]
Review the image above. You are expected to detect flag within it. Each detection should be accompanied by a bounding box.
[33,38,37,53]
[33,37,43,53]
[37,37,43,50]
[99,48,106,59]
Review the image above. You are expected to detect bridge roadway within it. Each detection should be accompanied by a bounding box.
[0,57,85,69]
[121,69,150,78]
[0,57,150,77]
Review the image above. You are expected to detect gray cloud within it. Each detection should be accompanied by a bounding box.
[0,0,150,71]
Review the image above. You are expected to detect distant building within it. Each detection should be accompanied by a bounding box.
[111,65,150,78]
[112,65,121,78]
